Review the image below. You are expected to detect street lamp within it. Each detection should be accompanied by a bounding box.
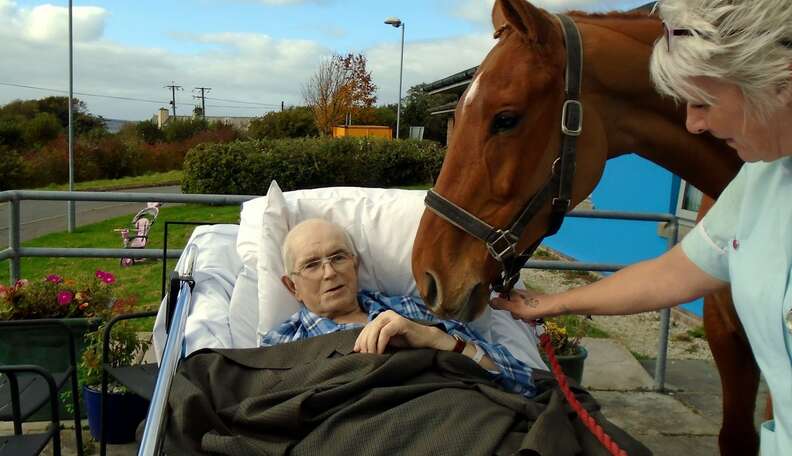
[384,16,405,139]
[67,0,75,232]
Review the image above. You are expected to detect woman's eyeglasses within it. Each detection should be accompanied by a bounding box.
[663,22,792,53]
[663,23,695,53]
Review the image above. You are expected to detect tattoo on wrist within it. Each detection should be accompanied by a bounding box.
[526,297,540,308]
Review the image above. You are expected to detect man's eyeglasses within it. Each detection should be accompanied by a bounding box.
[663,22,695,53]
[291,251,354,278]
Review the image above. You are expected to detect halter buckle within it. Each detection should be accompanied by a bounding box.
[486,230,518,263]
[552,197,571,212]
[492,268,521,294]
[561,99,583,136]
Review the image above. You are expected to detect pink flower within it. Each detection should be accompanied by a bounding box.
[0,285,7,299]
[57,291,73,306]
[95,270,107,280]
[46,274,63,284]
[14,279,28,289]
[101,272,116,284]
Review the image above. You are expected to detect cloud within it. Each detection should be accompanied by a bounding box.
[0,2,332,119]
[0,0,496,120]
[22,4,109,42]
[367,33,494,105]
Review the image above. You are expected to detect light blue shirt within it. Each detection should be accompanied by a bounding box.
[681,158,792,456]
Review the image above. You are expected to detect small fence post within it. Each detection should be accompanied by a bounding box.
[653,216,680,391]
[9,198,20,284]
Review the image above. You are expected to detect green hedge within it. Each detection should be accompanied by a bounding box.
[182,137,445,195]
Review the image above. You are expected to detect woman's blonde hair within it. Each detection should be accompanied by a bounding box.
[650,0,792,119]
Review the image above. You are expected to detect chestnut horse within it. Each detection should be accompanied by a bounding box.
[411,0,762,454]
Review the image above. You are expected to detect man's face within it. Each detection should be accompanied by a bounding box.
[286,225,360,319]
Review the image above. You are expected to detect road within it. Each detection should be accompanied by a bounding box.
[0,186,182,248]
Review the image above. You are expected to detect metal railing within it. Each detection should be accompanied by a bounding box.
[0,190,257,283]
[523,209,680,391]
[1,190,680,390]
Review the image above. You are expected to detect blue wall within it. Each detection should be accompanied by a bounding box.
[541,154,704,316]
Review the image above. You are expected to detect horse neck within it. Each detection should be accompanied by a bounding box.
[574,15,742,198]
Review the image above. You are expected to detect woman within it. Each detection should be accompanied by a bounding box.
[491,0,792,454]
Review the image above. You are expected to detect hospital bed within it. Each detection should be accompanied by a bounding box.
[134,183,649,455]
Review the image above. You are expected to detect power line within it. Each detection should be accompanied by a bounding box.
[0,81,279,113]
[0,81,169,104]
[205,96,280,107]
[203,104,276,110]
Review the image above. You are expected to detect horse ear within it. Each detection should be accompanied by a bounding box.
[492,0,551,45]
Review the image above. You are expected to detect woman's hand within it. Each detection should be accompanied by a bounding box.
[490,289,562,323]
[353,310,450,354]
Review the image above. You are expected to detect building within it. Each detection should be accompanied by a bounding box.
[422,40,705,316]
[154,108,256,132]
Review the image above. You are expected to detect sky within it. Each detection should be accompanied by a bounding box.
[0,0,649,121]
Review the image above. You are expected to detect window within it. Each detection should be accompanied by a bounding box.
[675,180,703,225]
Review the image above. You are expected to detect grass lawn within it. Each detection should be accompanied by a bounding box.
[1,204,241,316]
[32,170,183,192]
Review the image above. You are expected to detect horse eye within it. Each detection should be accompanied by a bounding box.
[491,112,521,134]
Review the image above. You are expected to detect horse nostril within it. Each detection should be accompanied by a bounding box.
[424,271,440,312]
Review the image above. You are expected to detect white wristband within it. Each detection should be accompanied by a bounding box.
[472,343,485,364]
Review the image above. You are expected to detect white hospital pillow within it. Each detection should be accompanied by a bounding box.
[255,181,427,336]
[228,265,260,348]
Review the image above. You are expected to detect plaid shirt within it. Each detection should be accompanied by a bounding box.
[260,290,536,397]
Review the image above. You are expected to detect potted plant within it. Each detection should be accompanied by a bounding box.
[79,295,151,444]
[540,315,589,384]
[0,270,118,419]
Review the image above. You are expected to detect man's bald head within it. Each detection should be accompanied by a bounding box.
[281,219,357,273]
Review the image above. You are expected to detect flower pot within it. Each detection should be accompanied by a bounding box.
[545,346,588,384]
[83,384,149,444]
[0,317,99,420]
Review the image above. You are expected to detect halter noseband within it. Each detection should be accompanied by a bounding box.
[424,14,583,294]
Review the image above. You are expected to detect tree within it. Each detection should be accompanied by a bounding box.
[135,119,165,144]
[247,107,318,139]
[22,112,62,146]
[397,84,457,143]
[339,53,377,121]
[0,96,106,141]
[302,53,377,135]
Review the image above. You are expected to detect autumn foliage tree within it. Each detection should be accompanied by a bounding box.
[302,53,377,135]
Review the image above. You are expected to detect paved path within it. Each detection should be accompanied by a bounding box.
[0,186,181,248]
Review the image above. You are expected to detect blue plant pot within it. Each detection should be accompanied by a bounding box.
[83,384,149,444]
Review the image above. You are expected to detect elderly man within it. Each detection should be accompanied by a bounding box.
[261,218,536,397]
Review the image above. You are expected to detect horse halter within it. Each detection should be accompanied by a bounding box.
[425,14,583,295]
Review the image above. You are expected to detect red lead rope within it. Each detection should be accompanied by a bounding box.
[539,331,628,456]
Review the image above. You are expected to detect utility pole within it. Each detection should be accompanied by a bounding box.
[281,101,284,112]
[193,87,211,118]
[164,82,183,117]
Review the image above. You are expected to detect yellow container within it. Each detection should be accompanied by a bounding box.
[332,125,392,139]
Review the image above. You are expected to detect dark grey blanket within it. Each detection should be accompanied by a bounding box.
[165,329,651,455]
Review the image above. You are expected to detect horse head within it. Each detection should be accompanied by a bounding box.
[412,0,610,321]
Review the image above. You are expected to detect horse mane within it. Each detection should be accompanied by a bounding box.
[567,10,654,20]
[565,10,661,47]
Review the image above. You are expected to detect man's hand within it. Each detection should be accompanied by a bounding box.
[490,289,561,323]
[353,310,450,354]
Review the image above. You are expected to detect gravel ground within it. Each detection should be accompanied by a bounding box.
[521,251,713,361]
